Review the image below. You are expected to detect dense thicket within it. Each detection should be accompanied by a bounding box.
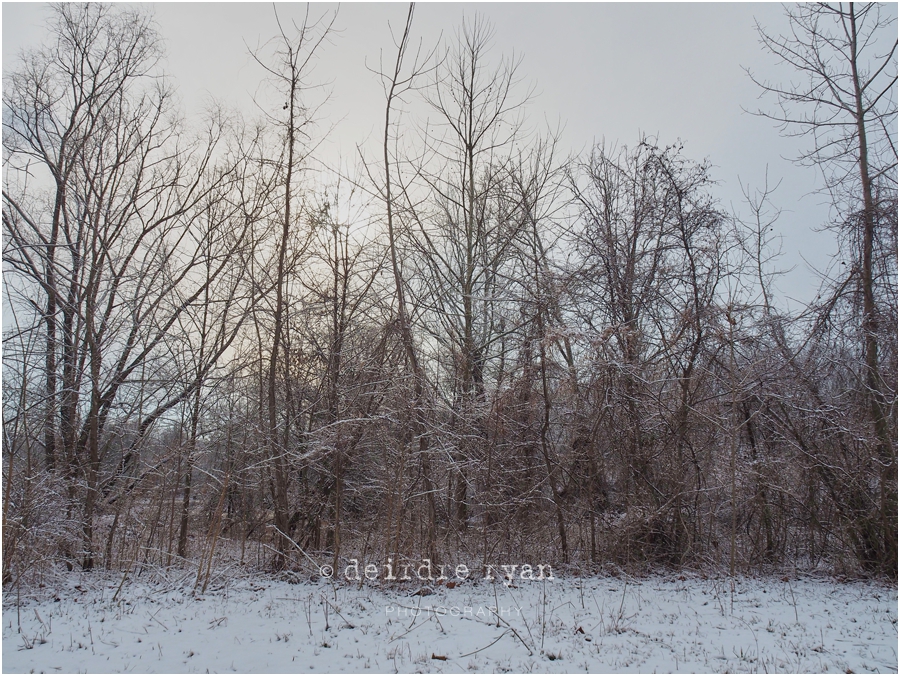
[3,4,896,586]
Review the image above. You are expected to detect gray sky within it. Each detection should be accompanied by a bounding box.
[4,2,878,307]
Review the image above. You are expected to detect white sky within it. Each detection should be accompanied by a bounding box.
[5,2,889,308]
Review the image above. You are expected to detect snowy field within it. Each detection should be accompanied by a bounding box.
[3,571,897,673]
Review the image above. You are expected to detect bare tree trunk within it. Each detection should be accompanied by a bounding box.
[536,309,568,563]
[847,6,892,496]
[378,3,438,559]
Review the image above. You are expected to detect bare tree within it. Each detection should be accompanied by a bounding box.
[3,4,162,477]
[750,2,897,573]
[412,16,532,531]
[3,4,266,572]
[503,135,571,562]
[568,139,731,567]
[360,2,441,563]
[248,5,334,569]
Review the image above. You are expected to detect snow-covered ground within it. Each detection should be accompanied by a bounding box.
[3,571,896,673]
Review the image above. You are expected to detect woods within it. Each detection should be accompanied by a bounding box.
[2,3,896,588]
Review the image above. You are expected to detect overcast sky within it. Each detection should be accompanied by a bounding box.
[5,2,891,307]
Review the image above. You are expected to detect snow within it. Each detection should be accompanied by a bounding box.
[3,571,897,673]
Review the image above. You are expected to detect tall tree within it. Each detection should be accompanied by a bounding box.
[3,4,249,569]
[750,2,897,573]
[364,2,440,561]
[414,16,531,528]
[749,2,897,459]
[249,6,333,569]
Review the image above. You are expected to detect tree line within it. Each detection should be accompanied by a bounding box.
[2,3,896,585]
